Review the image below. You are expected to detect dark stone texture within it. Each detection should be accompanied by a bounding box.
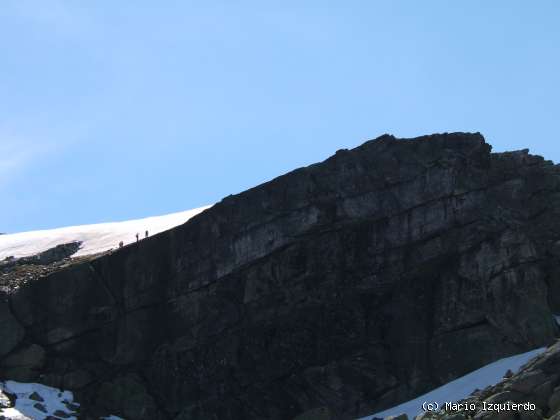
[2,133,560,419]
[94,374,163,420]
[1,344,46,382]
[0,294,24,357]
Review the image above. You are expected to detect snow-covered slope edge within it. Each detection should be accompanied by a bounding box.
[360,347,546,420]
[0,206,211,260]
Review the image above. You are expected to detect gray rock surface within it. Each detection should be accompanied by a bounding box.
[2,133,560,419]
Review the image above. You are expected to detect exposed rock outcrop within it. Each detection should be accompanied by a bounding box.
[0,241,82,272]
[0,245,101,294]
[418,340,560,420]
[1,133,560,419]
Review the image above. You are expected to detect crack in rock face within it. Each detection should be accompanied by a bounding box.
[2,133,560,419]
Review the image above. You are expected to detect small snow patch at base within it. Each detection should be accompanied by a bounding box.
[0,380,78,419]
[359,347,546,420]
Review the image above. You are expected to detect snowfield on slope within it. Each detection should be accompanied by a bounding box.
[0,206,211,260]
[360,347,546,420]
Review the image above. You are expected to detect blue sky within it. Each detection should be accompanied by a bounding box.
[1,1,559,233]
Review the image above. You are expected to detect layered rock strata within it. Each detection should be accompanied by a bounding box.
[1,133,560,419]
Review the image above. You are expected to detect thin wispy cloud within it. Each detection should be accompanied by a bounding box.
[0,150,28,171]
[0,131,66,189]
[3,0,92,36]
[0,154,28,178]
[0,137,39,184]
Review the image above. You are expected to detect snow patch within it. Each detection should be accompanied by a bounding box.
[360,347,546,420]
[0,381,125,419]
[0,380,78,419]
[0,206,211,260]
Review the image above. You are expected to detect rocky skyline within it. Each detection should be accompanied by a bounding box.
[3,133,560,419]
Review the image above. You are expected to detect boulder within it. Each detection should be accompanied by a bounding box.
[386,415,408,420]
[0,389,12,408]
[518,408,542,420]
[443,414,467,420]
[507,370,548,394]
[28,391,44,402]
[484,390,524,404]
[33,402,47,413]
[549,385,560,415]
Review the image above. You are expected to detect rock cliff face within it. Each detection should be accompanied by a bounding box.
[2,133,560,419]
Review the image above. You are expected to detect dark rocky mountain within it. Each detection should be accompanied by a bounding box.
[2,132,560,419]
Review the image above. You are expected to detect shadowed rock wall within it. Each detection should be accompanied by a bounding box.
[2,133,560,419]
